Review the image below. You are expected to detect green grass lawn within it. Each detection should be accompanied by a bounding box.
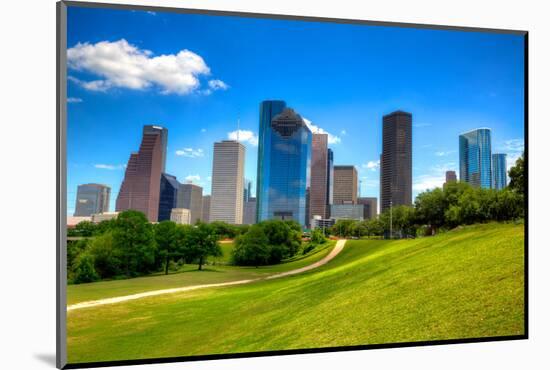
[67,241,335,305]
[67,222,524,364]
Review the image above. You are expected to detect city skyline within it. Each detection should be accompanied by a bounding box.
[66,7,525,215]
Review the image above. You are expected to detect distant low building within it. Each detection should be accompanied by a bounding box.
[357,197,377,219]
[311,215,335,230]
[170,208,191,225]
[202,195,211,223]
[67,216,92,228]
[330,203,364,221]
[91,212,119,223]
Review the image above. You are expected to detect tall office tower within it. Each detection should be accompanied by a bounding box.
[157,173,180,221]
[243,179,252,202]
[492,153,508,190]
[333,165,358,205]
[445,170,457,185]
[309,133,329,220]
[116,125,168,222]
[380,111,412,213]
[201,195,211,223]
[243,197,257,225]
[326,148,334,216]
[357,197,378,219]
[256,107,312,227]
[210,140,246,224]
[178,183,203,224]
[256,100,287,221]
[459,128,492,189]
[74,183,110,216]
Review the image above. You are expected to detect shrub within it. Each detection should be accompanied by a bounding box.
[73,253,100,284]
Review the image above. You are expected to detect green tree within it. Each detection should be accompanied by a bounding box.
[331,219,355,237]
[154,221,178,275]
[73,253,99,284]
[414,188,445,234]
[310,228,327,244]
[232,225,270,266]
[185,223,222,270]
[88,232,122,278]
[508,152,525,194]
[70,220,96,237]
[111,210,156,277]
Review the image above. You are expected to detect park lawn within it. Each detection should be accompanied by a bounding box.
[67,222,524,364]
[67,240,335,305]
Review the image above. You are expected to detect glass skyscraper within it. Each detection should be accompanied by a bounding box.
[459,128,492,189]
[158,173,180,222]
[256,102,312,227]
[492,153,508,190]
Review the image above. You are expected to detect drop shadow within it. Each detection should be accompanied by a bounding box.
[34,353,56,367]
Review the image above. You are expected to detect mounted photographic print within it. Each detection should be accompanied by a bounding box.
[56,1,527,368]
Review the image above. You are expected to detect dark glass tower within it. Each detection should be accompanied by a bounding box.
[326,148,334,217]
[459,128,492,189]
[380,111,412,213]
[309,133,329,221]
[256,105,312,227]
[158,174,180,222]
[256,100,287,221]
[492,153,507,190]
[116,125,168,222]
[74,183,110,216]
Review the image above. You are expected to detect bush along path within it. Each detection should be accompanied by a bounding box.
[67,239,347,312]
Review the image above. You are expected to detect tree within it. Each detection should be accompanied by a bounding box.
[261,220,301,259]
[154,221,178,275]
[209,221,239,239]
[70,220,96,237]
[414,188,445,234]
[365,218,384,237]
[111,210,156,277]
[232,225,270,266]
[73,253,99,284]
[184,223,222,270]
[508,152,525,194]
[331,219,355,237]
[88,232,122,278]
[310,228,327,245]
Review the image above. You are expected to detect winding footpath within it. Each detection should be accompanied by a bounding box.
[68,239,347,312]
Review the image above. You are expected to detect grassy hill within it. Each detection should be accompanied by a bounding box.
[67,222,524,364]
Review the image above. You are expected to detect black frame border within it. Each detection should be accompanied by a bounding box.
[56,1,529,369]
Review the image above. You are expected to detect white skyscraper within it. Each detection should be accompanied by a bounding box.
[210,140,245,224]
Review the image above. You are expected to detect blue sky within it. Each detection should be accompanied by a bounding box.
[66,6,525,215]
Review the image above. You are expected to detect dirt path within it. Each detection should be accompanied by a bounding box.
[68,239,346,312]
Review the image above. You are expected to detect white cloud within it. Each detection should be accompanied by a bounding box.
[208,79,229,90]
[67,97,82,103]
[228,130,259,146]
[302,118,341,144]
[501,138,524,153]
[435,150,455,157]
[185,174,201,183]
[67,39,227,95]
[200,128,207,133]
[94,163,124,170]
[175,148,204,158]
[362,160,380,171]
[413,174,446,192]
[146,11,156,15]
[340,129,347,135]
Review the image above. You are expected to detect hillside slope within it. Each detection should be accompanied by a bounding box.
[67,222,524,363]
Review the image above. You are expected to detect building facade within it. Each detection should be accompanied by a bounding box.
[326,148,334,216]
[256,106,312,227]
[380,111,412,213]
[158,173,180,222]
[357,197,377,219]
[330,203,364,221]
[116,125,168,222]
[201,195,211,223]
[309,133,329,220]
[210,140,245,224]
[178,183,203,224]
[170,208,191,225]
[91,212,119,223]
[256,100,288,222]
[459,128,492,189]
[243,179,252,203]
[74,183,110,217]
[243,197,257,225]
[492,153,508,190]
[333,165,358,205]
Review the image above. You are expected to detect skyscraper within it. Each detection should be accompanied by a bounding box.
[116,125,168,222]
[210,140,245,224]
[74,183,110,216]
[380,111,412,213]
[459,128,492,189]
[256,100,287,221]
[309,133,329,220]
[178,183,203,224]
[201,195,211,223]
[492,153,508,190]
[327,148,334,215]
[445,170,457,185]
[333,165,358,205]
[357,197,378,219]
[243,179,252,202]
[243,197,257,225]
[157,173,180,222]
[256,106,312,227]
